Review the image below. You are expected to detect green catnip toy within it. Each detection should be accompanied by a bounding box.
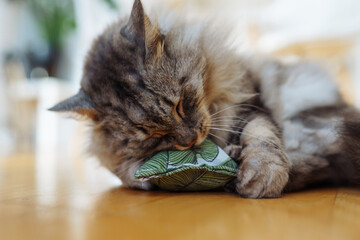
[135,139,238,191]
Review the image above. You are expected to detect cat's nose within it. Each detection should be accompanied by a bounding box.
[184,138,197,148]
[175,132,198,150]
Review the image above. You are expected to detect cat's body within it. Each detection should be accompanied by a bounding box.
[51,0,360,198]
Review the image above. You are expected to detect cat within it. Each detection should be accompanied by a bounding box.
[50,0,360,198]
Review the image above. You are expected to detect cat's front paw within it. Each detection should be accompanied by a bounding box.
[235,146,290,198]
[224,144,243,162]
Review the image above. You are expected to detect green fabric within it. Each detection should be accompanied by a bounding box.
[135,139,238,191]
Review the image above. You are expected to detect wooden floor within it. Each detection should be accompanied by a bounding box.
[1,153,360,240]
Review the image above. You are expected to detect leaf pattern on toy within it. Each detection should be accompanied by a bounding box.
[168,150,197,166]
[194,138,218,161]
[135,138,238,191]
[150,168,235,191]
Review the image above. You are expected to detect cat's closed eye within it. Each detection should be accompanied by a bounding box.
[151,131,168,138]
[175,99,185,119]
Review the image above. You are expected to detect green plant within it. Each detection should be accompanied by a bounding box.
[101,0,118,10]
[24,0,118,76]
[27,0,76,50]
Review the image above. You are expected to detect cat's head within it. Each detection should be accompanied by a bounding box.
[50,0,211,157]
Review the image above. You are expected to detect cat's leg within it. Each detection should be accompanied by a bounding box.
[90,138,155,190]
[114,159,155,191]
[282,108,360,190]
[246,58,348,191]
[284,152,332,191]
[227,114,291,198]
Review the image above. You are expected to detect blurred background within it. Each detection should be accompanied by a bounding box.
[1,2,360,239]
[1,0,360,175]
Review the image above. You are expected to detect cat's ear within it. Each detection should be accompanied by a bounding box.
[121,0,146,50]
[121,0,163,58]
[48,89,98,120]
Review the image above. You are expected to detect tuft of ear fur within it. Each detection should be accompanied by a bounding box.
[49,89,98,120]
[144,14,164,60]
[121,0,163,59]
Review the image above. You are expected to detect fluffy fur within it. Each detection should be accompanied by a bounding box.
[50,0,360,198]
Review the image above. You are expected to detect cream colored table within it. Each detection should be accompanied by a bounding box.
[0,154,359,240]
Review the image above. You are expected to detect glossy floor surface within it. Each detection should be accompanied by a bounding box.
[1,154,360,240]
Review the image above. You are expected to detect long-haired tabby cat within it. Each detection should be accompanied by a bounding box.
[50,0,360,198]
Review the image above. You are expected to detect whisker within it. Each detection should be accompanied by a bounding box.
[211,116,249,121]
[238,103,267,113]
[210,127,243,135]
[209,127,278,148]
[210,119,249,124]
[208,132,229,145]
[207,124,246,130]
[210,103,267,118]
[210,104,246,117]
